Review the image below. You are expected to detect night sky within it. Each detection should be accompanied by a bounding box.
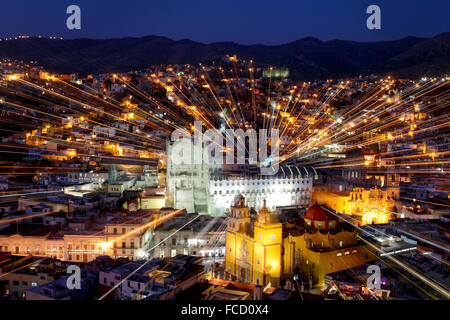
[1,0,449,44]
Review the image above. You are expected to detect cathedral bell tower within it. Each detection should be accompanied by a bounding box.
[229,194,250,233]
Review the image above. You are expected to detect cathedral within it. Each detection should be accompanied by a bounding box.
[225,195,377,287]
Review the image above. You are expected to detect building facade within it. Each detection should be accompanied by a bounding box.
[313,186,399,225]
[225,195,377,287]
[167,139,313,216]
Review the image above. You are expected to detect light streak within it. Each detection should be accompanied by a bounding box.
[98,214,200,300]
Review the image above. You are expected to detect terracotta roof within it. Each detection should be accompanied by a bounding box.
[304,205,336,221]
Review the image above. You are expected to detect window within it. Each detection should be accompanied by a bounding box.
[13,280,19,286]
[15,247,19,253]
[171,249,176,257]
[31,282,37,287]
[339,241,343,248]
[22,281,28,286]
[122,242,126,249]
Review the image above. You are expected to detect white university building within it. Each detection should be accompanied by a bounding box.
[167,139,314,216]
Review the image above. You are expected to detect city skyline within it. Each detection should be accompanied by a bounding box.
[0,1,449,306]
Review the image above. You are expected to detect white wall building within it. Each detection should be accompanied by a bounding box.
[209,174,312,216]
[167,139,314,216]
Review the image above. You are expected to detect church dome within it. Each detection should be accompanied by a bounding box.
[304,205,336,221]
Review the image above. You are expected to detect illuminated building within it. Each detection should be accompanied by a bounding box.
[312,186,398,225]
[0,215,153,263]
[225,195,283,287]
[209,168,313,216]
[262,68,289,78]
[167,138,313,216]
[285,205,377,286]
[225,196,377,287]
[166,138,216,214]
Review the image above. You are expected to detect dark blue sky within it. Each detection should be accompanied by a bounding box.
[1,0,449,44]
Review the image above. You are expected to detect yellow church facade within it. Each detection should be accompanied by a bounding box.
[312,186,398,226]
[225,195,377,288]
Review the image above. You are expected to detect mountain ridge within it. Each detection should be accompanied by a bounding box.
[0,32,449,79]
